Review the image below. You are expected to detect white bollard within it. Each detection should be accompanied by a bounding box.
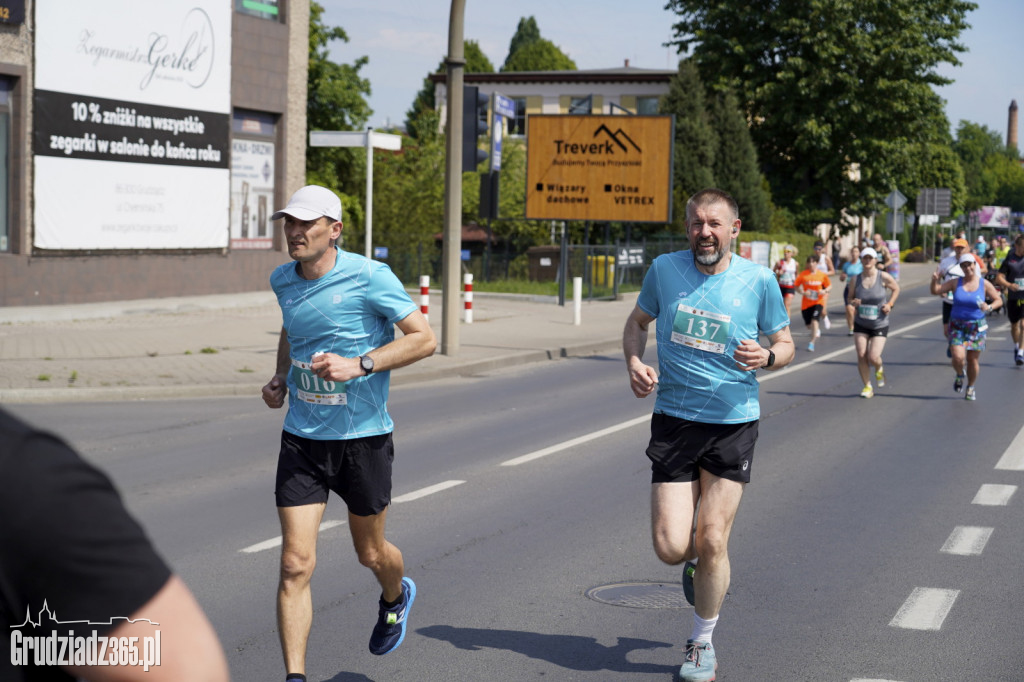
[573,276,582,326]
[463,273,473,324]
[419,275,430,321]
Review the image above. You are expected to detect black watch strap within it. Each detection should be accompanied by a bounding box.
[359,355,374,375]
[765,349,776,368]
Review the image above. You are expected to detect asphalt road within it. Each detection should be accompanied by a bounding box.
[8,278,1024,681]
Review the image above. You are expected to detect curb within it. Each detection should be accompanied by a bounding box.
[0,338,626,404]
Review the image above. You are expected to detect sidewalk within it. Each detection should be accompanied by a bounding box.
[0,262,934,404]
[0,289,640,403]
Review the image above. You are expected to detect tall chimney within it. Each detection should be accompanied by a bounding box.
[1009,100,1019,151]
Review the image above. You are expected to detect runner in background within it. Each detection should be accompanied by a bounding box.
[812,241,835,330]
[838,245,863,336]
[845,247,900,399]
[936,238,985,357]
[994,233,1024,365]
[930,253,1003,400]
[794,255,831,352]
[773,245,799,315]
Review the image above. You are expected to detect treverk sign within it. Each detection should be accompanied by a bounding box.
[525,115,674,223]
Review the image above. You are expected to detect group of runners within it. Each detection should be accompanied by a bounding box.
[772,232,1024,402]
[256,184,1021,682]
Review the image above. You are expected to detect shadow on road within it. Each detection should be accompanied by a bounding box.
[416,624,677,675]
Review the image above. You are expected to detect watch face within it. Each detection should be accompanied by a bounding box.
[361,356,374,373]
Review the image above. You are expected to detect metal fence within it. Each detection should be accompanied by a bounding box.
[385,237,690,302]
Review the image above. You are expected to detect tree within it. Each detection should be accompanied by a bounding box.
[502,38,576,72]
[666,0,976,226]
[306,1,372,198]
[370,110,447,280]
[405,40,494,137]
[888,139,967,243]
[505,17,542,66]
[953,121,1011,209]
[708,86,772,232]
[659,60,716,232]
[501,16,575,72]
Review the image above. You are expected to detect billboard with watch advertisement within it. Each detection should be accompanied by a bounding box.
[32,0,231,250]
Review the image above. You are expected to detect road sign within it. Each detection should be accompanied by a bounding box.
[493,94,516,119]
[489,94,516,172]
[916,188,952,216]
[885,189,907,210]
[525,115,674,223]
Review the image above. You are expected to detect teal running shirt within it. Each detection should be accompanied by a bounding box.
[271,247,418,440]
[636,251,790,424]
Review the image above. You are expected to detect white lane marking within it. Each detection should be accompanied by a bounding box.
[392,479,465,503]
[240,481,465,553]
[972,484,1017,506]
[889,587,959,630]
[940,526,994,556]
[501,415,650,467]
[501,316,942,468]
[240,519,346,554]
[995,423,1024,471]
[851,679,905,682]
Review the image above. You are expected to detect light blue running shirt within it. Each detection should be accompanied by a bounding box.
[637,251,790,424]
[271,247,418,440]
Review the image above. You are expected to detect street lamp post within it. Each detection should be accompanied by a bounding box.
[441,0,466,356]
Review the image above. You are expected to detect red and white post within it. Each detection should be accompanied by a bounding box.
[419,275,430,321]
[463,273,473,324]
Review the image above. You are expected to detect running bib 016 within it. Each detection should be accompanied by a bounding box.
[804,289,820,300]
[291,357,347,406]
[671,304,732,354]
[857,304,880,320]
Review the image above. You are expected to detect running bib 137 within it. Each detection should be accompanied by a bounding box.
[671,304,732,354]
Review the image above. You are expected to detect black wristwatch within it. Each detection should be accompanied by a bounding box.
[765,349,776,368]
[359,355,375,375]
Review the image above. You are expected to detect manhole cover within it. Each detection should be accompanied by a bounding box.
[585,582,690,609]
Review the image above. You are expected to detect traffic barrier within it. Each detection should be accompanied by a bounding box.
[463,273,473,324]
[573,276,582,326]
[419,275,430,321]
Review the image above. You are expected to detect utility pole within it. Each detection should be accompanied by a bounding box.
[441,0,466,355]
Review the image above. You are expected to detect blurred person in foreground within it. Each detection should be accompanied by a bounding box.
[0,407,229,681]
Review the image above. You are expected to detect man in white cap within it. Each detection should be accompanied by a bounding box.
[261,185,436,682]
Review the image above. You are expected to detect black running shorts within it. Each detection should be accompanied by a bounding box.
[852,322,889,338]
[801,305,823,326]
[275,430,394,516]
[1008,298,1024,325]
[646,413,758,484]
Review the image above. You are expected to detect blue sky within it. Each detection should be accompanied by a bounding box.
[322,1,1022,142]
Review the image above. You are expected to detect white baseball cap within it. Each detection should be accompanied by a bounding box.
[272,185,343,222]
[860,247,878,259]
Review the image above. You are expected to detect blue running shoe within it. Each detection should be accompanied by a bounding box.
[807,341,815,352]
[369,577,416,655]
[679,640,717,681]
[682,560,697,607]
